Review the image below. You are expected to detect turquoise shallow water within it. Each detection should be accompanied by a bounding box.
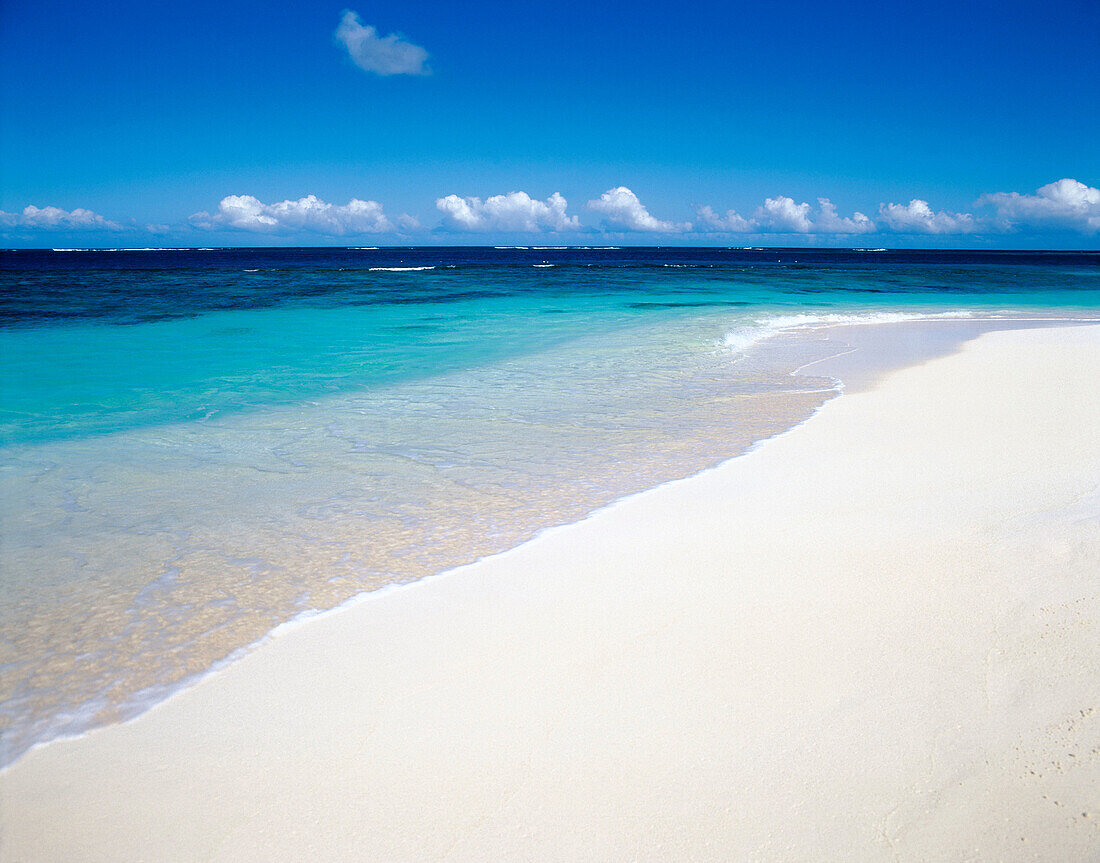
[2,247,1098,765]
[4,247,1098,445]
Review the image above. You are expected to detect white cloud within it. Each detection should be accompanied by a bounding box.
[877,199,977,234]
[695,197,874,234]
[190,194,405,235]
[978,178,1100,233]
[754,196,814,233]
[335,10,429,76]
[711,181,1097,236]
[587,187,689,233]
[0,205,120,231]
[814,198,876,234]
[436,191,579,232]
[698,180,1098,237]
[695,205,755,233]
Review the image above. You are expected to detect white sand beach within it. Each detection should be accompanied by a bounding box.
[2,324,1098,862]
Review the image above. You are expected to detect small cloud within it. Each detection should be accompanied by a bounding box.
[436,191,579,232]
[877,199,976,234]
[335,10,430,77]
[190,194,404,235]
[587,187,689,233]
[814,198,876,234]
[978,178,1100,233]
[695,205,755,233]
[695,197,874,234]
[0,205,121,231]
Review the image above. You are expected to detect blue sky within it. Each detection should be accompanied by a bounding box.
[2,0,1098,247]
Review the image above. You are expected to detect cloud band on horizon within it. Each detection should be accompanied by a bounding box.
[0,205,121,232]
[436,192,579,232]
[189,194,418,235]
[5,180,1098,241]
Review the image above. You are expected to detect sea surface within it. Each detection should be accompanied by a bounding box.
[2,246,1098,766]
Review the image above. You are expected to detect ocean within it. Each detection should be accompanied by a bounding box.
[2,246,1098,766]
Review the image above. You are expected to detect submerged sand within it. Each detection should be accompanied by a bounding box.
[2,325,1098,861]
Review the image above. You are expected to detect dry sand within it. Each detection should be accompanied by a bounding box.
[2,324,1098,862]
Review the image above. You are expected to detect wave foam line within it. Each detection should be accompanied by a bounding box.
[720,310,979,354]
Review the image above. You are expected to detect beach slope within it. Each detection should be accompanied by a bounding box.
[2,325,1098,862]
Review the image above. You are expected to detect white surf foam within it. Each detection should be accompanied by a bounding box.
[721,310,978,355]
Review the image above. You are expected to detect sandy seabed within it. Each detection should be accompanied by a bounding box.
[2,324,1098,862]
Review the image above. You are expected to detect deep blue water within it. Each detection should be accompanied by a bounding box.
[3,247,1099,325]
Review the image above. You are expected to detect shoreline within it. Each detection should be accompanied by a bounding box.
[2,323,1098,860]
[791,315,1100,393]
[3,313,1097,770]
